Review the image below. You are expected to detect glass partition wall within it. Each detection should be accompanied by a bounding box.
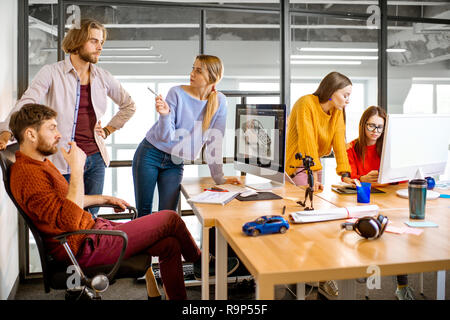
[387,1,450,182]
[19,0,450,279]
[290,3,378,186]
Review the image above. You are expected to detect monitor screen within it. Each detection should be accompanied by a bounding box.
[378,114,450,184]
[234,104,286,186]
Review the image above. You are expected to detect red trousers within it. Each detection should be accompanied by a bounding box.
[77,210,201,300]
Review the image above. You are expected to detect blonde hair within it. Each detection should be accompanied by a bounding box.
[195,55,224,131]
[62,18,107,54]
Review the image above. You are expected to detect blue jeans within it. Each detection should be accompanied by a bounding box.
[132,139,184,217]
[63,152,106,218]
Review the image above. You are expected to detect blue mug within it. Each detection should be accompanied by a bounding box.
[356,182,371,203]
[425,176,435,190]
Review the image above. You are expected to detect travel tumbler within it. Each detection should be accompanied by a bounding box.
[408,179,427,219]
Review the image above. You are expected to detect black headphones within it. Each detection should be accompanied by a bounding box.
[341,214,389,240]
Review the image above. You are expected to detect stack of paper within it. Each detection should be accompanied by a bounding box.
[290,205,379,224]
[188,191,239,205]
[216,184,250,194]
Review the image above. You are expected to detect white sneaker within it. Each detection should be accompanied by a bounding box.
[395,286,415,300]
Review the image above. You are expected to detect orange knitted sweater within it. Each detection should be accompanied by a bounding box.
[286,94,351,177]
[10,151,95,262]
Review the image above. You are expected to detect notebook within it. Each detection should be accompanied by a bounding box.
[188,190,239,205]
[289,205,379,224]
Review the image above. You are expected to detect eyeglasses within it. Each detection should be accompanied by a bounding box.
[366,123,384,133]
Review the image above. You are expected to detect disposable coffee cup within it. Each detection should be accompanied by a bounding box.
[356,182,371,203]
[408,179,427,219]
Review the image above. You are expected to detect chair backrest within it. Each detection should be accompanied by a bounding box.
[0,148,56,293]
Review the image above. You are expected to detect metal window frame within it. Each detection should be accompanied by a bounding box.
[17,0,450,280]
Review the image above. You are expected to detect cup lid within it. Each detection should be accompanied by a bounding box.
[409,179,427,186]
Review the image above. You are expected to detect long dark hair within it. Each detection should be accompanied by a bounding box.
[313,71,352,124]
[313,71,352,103]
[354,106,387,165]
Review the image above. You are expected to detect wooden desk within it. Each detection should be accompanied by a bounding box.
[316,182,448,210]
[181,177,335,299]
[215,184,450,299]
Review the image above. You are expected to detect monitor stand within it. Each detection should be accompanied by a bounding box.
[395,168,440,200]
[246,181,283,191]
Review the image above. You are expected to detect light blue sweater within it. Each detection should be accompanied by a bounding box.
[146,85,227,184]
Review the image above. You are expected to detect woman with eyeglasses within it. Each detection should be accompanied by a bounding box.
[346,106,414,300]
[346,106,386,185]
[286,71,353,192]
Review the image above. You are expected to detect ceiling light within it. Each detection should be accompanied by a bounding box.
[41,46,154,52]
[291,54,377,60]
[291,60,362,65]
[99,55,162,59]
[98,60,168,64]
[386,48,408,53]
[102,46,153,51]
[297,47,406,53]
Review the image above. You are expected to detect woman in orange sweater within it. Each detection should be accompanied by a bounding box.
[286,72,353,299]
[286,71,353,191]
[347,106,414,300]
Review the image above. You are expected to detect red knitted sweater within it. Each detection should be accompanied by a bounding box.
[10,151,95,262]
[346,140,381,180]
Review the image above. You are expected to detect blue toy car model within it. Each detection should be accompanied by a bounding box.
[242,215,290,236]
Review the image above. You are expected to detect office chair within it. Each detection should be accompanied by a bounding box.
[0,147,152,300]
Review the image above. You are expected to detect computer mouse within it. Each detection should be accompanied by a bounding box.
[240,190,258,197]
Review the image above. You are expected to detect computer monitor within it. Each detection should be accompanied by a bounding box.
[234,104,286,190]
[378,114,450,186]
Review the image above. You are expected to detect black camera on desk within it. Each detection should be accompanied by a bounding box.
[294,153,314,186]
[295,152,314,169]
[291,153,315,210]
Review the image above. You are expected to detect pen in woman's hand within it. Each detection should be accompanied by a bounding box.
[147,87,158,96]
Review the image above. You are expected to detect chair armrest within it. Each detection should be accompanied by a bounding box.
[85,204,137,220]
[53,229,128,284]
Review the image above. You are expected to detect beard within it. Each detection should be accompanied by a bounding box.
[78,47,100,64]
[37,135,59,157]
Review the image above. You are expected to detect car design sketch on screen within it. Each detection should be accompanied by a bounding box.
[241,119,272,158]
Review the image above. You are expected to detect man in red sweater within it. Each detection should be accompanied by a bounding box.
[8,103,203,300]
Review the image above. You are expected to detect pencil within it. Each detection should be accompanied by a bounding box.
[147,86,158,96]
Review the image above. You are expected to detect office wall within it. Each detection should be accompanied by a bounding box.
[0,0,19,300]
[32,39,450,112]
